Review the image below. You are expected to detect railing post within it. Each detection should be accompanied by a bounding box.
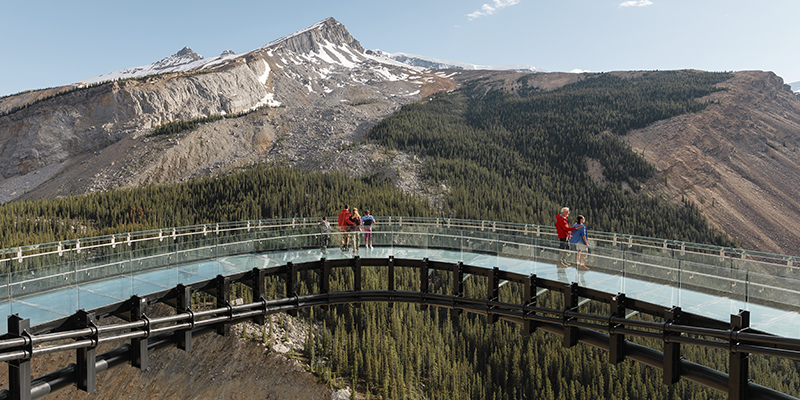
[451,262,464,329]
[176,284,193,351]
[388,256,395,309]
[488,267,500,324]
[130,295,148,371]
[321,259,330,294]
[76,310,97,393]
[609,293,626,364]
[7,314,31,400]
[286,262,297,317]
[353,256,362,292]
[252,268,266,325]
[663,306,683,385]
[215,275,231,336]
[729,310,751,400]
[564,282,579,348]
[420,258,429,311]
[523,274,537,335]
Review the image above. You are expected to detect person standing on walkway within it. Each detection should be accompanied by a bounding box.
[350,208,362,253]
[556,207,579,267]
[318,216,331,252]
[361,210,376,249]
[337,205,354,250]
[569,215,589,269]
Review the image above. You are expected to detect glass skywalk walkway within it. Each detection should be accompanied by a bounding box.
[1,217,799,338]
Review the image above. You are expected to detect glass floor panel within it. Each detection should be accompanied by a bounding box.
[0,246,797,339]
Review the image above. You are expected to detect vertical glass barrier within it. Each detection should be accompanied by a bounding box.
[585,245,625,293]
[747,269,800,312]
[496,232,535,275]
[679,260,748,319]
[11,249,73,298]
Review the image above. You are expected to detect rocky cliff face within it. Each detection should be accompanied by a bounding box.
[625,71,800,256]
[0,17,452,202]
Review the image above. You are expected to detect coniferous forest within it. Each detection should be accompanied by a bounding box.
[2,70,799,399]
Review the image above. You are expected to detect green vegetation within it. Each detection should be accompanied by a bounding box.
[0,165,429,249]
[149,106,269,137]
[368,71,735,246]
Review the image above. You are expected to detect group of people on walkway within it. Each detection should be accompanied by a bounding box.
[556,207,589,269]
[318,205,376,253]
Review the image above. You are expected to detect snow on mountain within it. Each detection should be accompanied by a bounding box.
[368,50,545,73]
[790,81,800,93]
[75,19,542,90]
[76,47,242,87]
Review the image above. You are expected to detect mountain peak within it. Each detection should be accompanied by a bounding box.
[152,47,204,70]
[259,17,363,54]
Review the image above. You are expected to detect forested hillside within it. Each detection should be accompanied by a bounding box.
[368,70,736,246]
[0,165,430,248]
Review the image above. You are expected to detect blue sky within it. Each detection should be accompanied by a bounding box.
[1,0,798,97]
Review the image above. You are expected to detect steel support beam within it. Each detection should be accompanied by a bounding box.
[523,274,537,335]
[420,258,429,311]
[663,306,683,385]
[176,284,192,351]
[388,256,395,309]
[488,267,500,324]
[215,275,231,336]
[251,268,266,325]
[286,262,296,317]
[564,282,579,348]
[729,310,751,400]
[130,296,148,371]
[76,310,97,393]
[7,315,31,400]
[609,293,626,364]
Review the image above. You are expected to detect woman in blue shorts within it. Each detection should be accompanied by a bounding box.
[569,215,589,269]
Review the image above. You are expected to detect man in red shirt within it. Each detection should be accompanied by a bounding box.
[556,207,579,267]
[337,205,354,249]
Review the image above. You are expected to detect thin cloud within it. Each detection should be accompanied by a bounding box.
[619,0,653,6]
[467,0,521,20]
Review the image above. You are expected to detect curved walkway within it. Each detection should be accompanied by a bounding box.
[4,243,799,338]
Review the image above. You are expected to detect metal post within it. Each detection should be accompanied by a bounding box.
[451,262,464,331]
[76,310,97,393]
[286,262,296,317]
[252,268,266,325]
[321,259,331,294]
[523,274,537,335]
[609,293,626,364]
[130,296,148,370]
[353,256,362,309]
[420,258,429,311]
[353,256,362,292]
[663,306,682,385]
[729,310,751,400]
[215,275,231,336]
[176,284,192,351]
[564,282,579,348]
[7,314,31,400]
[488,267,500,324]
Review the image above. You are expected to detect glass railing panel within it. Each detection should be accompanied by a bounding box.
[426,227,464,252]
[175,234,217,265]
[679,261,748,305]
[747,270,800,312]
[10,259,74,298]
[217,231,255,258]
[0,259,8,302]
